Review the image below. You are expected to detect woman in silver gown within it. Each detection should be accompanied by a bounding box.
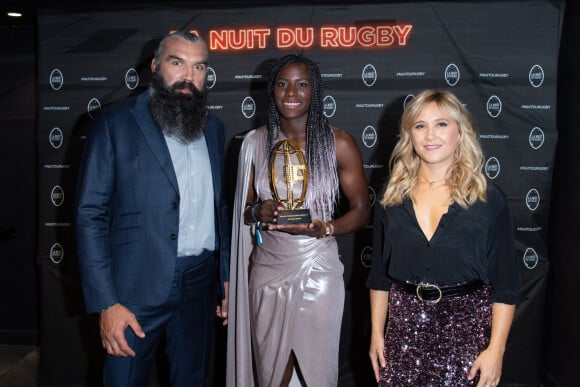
[226,54,370,387]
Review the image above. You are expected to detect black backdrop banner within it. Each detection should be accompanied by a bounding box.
[37,1,563,386]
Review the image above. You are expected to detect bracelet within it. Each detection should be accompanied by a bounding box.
[250,201,261,224]
[250,201,263,245]
[99,304,115,314]
[326,221,335,237]
[319,221,335,238]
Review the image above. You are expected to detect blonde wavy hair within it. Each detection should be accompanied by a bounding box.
[380,89,487,208]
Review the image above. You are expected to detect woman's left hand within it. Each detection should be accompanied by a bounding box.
[267,219,327,238]
[468,347,503,387]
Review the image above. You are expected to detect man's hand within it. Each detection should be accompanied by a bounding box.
[99,303,145,357]
[216,282,229,326]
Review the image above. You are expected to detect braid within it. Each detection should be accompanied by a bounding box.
[265,54,339,220]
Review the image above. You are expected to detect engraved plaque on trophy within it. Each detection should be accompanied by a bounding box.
[269,139,312,225]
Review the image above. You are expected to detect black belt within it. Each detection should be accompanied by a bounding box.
[394,280,484,303]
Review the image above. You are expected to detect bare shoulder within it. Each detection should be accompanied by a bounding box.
[331,126,363,171]
[332,126,358,152]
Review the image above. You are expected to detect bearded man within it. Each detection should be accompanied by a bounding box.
[75,30,229,387]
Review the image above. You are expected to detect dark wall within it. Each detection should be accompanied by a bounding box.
[1,1,580,386]
[543,1,580,386]
[0,23,39,344]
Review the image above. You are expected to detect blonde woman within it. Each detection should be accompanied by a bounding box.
[367,90,520,386]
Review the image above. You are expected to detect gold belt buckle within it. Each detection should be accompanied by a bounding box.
[416,282,442,304]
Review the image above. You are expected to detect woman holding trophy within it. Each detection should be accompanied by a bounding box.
[227,54,371,387]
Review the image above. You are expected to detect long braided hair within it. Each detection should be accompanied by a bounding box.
[265,54,339,221]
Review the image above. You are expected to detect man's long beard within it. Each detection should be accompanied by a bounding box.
[148,72,208,142]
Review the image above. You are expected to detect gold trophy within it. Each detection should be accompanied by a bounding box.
[269,139,312,225]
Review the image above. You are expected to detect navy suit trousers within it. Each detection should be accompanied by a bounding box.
[103,250,217,387]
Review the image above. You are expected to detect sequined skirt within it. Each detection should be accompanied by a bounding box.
[379,282,492,387]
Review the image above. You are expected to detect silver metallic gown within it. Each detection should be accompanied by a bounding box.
[226,128,344,387]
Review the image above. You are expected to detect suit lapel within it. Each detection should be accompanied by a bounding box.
[204,116,221,203]
[130,92,179,193]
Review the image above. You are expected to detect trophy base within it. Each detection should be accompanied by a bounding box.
[277,209,312,225]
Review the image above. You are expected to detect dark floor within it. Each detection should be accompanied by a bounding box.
[0,344,550,386]
[0,345,38,387]
[0,344,172,387]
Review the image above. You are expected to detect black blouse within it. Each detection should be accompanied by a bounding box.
[366,183,521,304]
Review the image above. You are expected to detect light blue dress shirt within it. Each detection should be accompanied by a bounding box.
[165,133,215,257]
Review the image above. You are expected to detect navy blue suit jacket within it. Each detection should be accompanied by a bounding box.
[75,91,230,314]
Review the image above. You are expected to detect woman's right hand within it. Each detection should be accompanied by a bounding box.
[252,199,284,224]
[369,332,386,382]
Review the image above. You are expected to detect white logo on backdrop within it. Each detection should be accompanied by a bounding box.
[124,68,139,90]
[523,247,539,269]
[362,126,377,148]
[49,68,64,91]
[484,157,501,180]
[526,188,540,211]
[362,64,377,87]
[529,127,545,150]
[403,94,415,109]
[206,66,217,89]
[444,63,460,86]
[49,127,63,149]
[87,98,101,119]
[486,95,502,118]
[323,95,337,118]
[241,96,256,119]
[49,243,64,264]
[529,64,544,88]
[51,185,64,207]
